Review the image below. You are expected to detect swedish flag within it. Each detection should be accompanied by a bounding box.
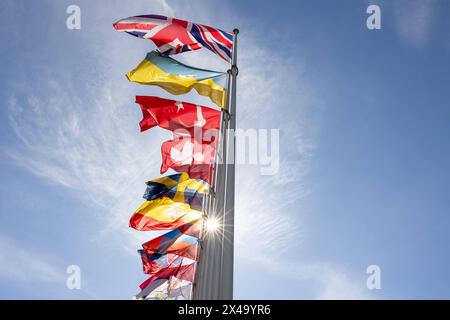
[143,173,208,211]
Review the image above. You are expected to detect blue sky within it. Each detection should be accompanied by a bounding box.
[1,0,450,299]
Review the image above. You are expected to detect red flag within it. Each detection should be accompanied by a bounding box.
[160,137,216,183]
[135,96,220,133]
[142,221,201,261]
[139,263,195,290]
[139,250,196,275]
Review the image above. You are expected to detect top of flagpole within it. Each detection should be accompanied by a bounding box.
[231,29,239,68]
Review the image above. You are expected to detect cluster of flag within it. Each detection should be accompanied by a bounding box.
[113,14,233,300]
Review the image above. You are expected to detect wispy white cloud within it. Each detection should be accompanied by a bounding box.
[393,0,436,48]
[231,18,369,299]
[6,0,175,253]
[315,267,372,300]
[247,253,372,299]
[0,235,64,284]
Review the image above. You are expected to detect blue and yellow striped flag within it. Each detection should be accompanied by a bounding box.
[126,51,227,108]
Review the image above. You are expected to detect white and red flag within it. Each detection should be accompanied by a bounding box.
[160,138,216,183]
[135,96,220,134]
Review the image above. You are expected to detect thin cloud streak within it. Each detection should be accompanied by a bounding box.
[0,235,64,284]
[393,0,435,48]
[246,253,372,300]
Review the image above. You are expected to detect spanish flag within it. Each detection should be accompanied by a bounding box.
[126,51,227,108]
[130,196,202,231]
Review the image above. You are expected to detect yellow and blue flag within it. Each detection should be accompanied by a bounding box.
[126,51,227,108]
[143,173,208,211]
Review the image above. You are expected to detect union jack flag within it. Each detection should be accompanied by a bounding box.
[113,15,233,62]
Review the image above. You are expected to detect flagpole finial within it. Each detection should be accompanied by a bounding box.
[233,28,239,35]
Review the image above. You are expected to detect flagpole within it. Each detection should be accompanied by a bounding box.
[192,28,238,300]
[221,28,238,300]
[192,78,230,299]
[191,77,229,300]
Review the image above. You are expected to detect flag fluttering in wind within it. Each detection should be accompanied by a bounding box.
[160,138,216,183]
[143,173,208,211]
[134,278,168,300]
[139,250,197,275]
[143,237,199,261]
[142,221,201,260]
[138,259,195,287]
[134,277,193,300]
[113,15,233,62]
[136,261,195,300]
[166,277,193,300]
[130,197,202,231]
[126,51,227,108]
[135,96,220,133]
[135,275,193,300]
[141,265,195,288]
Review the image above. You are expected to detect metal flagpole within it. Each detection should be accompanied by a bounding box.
[192,74,229,300]
[221,28,238,299]
[192,28,238,300]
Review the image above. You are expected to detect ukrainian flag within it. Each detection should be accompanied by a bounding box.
[126,51,227,108]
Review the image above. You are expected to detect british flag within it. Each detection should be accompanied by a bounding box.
[113,15,233,62]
